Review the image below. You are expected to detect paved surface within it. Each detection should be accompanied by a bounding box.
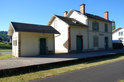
[31,59,124,82]
[0,51,11,55]
[0,49,124,70]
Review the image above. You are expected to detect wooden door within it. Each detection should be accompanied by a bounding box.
[77,36,83,52]
[40,38,46,55]
[105,37,109,50]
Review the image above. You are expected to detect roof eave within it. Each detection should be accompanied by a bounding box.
[8,22,16,36]
[70,25,88,29]
[47,15,56,26]
[88,18,112,23]
[15,30,60,34]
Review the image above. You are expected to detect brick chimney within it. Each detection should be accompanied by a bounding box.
[104,11,109,20]
[80,4,85,14]
[64,11,68,17]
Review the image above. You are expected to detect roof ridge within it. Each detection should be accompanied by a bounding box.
[55,15,73,19]
[72,9,103,17]
[112,28,123,34]
[11,21,48,27]
[10,22,60,34]
[71,10,112,22]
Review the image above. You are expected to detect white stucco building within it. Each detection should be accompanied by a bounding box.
[8,3,113,57]
[48,4,113,53]
[112,28,124,44]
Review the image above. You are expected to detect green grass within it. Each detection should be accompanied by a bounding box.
[0,42,12,50]
[120,80,124,82]
[0,54,124,82]
[0,49,12,51]
[0,54,12,60]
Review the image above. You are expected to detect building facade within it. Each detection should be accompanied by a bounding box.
[113,28,124,44]
[8,22,59,57]
[48,4,113,53]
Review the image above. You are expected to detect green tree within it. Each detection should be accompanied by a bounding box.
[0,31,8,41]
[0,37,3,42]
[112,20,116,31]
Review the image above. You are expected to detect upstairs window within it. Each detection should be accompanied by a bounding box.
[92,22,99,32]
[119,32,123,36]
[119,32,121,36]
[121,32,123,36]
[105,24,108,32]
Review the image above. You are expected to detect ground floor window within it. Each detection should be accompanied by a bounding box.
[93,36,99,47]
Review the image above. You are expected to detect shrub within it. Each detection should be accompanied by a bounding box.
[0,42,12,49]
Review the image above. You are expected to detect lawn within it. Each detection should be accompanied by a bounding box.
[0,54,124,82]
[0,54,12,60]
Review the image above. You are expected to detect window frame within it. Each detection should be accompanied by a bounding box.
[93,36,99,47]
[105,23,108,32]
[92,22,99,32]
[121,32,123,36]
[119,32,121,36]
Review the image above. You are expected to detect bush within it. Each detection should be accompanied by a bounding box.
[0,42,12,49]
[113,43,123,49]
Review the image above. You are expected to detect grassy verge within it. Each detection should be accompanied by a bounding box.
[0,49,12,51]
[0,54,124,82]
[0,54,12,60]
[120,80,124,82]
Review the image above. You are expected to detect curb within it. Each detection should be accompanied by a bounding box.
[0,53,123,77]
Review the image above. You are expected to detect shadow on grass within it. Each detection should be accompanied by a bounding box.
[0,54,124,78]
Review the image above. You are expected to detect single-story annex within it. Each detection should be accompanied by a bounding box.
[8,22,59,57]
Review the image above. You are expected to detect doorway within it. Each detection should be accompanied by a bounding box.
[40,38,46,55]
[76,36,83,52]
[105,37,109,50]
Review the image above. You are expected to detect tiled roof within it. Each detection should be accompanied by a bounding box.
[85,13,112,22]
[55,15,88,27]
[11,22,60,34]
[74,10,112,22]
[112,28,123,34]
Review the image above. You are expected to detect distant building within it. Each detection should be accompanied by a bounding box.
[112,27,124,45]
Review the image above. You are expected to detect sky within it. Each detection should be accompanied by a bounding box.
[0,0,124,31]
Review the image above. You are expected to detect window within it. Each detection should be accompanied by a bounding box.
[13,40,17,46]
[121,32,123,36]
[93,36,99,47]
[92,22,99,32]
[105,24,108,32]
[119,32,123,36]
[119,32,121,36]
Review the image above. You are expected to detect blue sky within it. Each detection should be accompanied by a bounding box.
[0,0,124,31]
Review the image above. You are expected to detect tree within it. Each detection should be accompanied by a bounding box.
[112,20,116,31]
[0,37,3,42]
[0,31,8,41]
